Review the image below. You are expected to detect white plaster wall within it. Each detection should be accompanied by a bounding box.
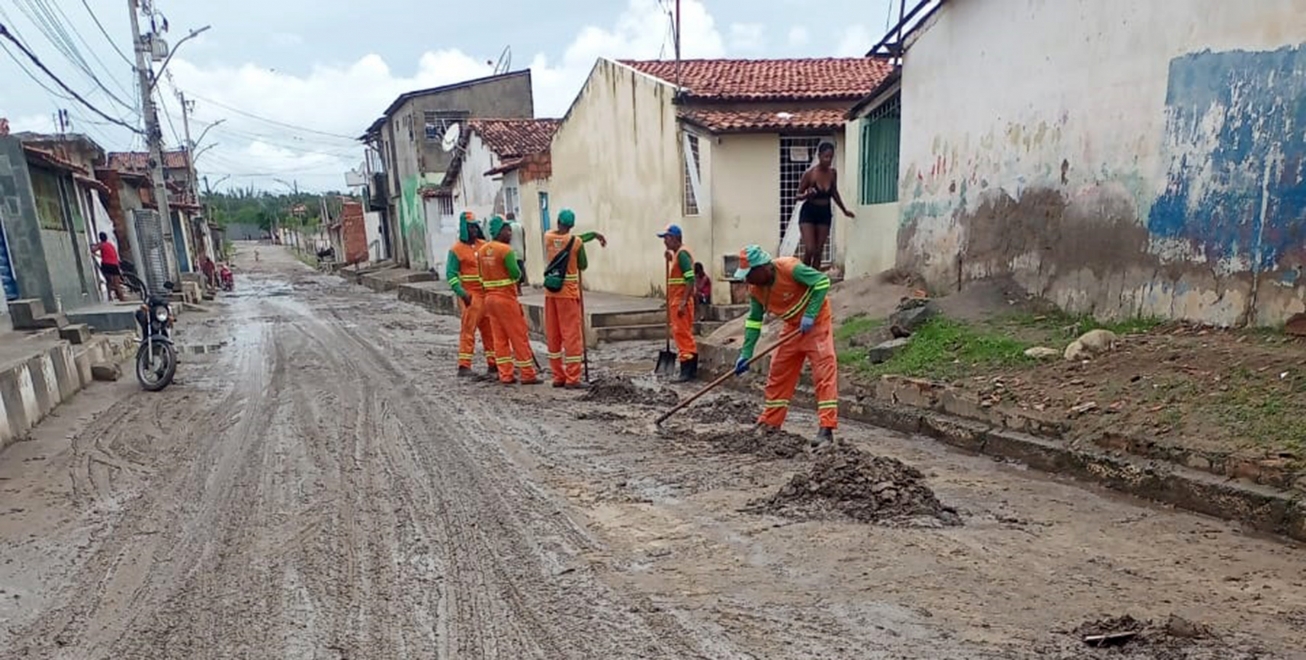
[900,0,1306,325]
[549,59,710,298]
[455,134,502,221]
[364,211,383,261]
[516,177,549,285]
[709,133,776,299]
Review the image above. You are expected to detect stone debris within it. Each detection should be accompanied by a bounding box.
[1024,346,1061,359]
[1064,329,1119,361]
[580,376,678,406]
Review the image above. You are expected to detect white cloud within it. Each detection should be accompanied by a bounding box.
[166,0,732,191]
[3,113,56,134]
[835,24,873,57]
[270,32,304,48]
[729,23,766,52]
[787,25,810,48]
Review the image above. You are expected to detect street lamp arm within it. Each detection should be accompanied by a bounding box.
[193,118,225,149]
[193,143,219,162]
[148,25,211,93]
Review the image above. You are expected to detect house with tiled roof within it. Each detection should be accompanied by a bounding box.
[547,56,892,303]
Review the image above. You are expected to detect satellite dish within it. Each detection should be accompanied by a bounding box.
[440,122,461,153]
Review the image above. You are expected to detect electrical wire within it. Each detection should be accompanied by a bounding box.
[182,92,360,141]
[0,22,144,134]
[16,0,137,112]
[42,0,137,102]
[80,0,133,66]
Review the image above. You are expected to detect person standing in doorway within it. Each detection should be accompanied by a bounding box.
[795,141,855,270]
[91,232,125,301]
[542,209,606,389]
[506,213,528,290]
[658,224,698,382]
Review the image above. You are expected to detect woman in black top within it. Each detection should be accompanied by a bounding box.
[795,141,855,269]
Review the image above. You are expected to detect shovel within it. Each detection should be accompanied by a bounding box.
[654,266,678,376]
[654,329,801,426]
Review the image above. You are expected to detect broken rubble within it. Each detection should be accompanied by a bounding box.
[1024,346,1060,359]
[867,337,911,364]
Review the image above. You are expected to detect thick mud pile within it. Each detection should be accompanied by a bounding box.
[700,428,807,460]
[749,443,962,527]
[687,397,757,425]
[1048,614,1264,660]
[581,376,679,406]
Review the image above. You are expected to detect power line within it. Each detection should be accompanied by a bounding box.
[183,92,360,141]
[0,22,144,134]
[16,0,136,112]
[40,0,136,101]
[80,0,133,66]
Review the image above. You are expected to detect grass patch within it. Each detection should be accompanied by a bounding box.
[834,314,884,343]
[1005,311,1164,336]
[856,318,1034,381]
[1209,370,1306,453]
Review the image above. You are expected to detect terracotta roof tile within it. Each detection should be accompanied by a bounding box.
[679,108,849,133]
[468,118,560,159]
[619,57,893,101]
[106,150,190,172]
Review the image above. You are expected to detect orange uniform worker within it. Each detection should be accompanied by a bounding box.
[445,212,497,379]
[542,209,607,388]
[477,216,541,385]
[732,244,838,446]
[658,224,698,382]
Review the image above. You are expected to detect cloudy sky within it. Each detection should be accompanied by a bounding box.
[1,0,896,192]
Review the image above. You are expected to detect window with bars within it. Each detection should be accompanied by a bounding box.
[436,195,454,217]
[682,132,701,216]
[779,135,835,265]
[859,92,901,205]
[424,111,463,142]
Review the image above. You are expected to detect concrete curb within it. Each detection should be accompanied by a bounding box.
[0,334,136,451]
[696,341,1305,543]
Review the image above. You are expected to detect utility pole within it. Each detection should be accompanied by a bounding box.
[127,0,178,283]
[177,90,199,207]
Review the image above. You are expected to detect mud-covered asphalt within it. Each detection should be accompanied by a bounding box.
[0,245,1303,659]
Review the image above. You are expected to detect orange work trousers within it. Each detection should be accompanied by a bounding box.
[457,291,496,370]
[545,296,585,385]
[670,297,697,362]
[759,316,839,430]
[485,294,538,383]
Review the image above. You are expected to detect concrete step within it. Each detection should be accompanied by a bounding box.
[590,309,667,328]
[700,304,750,322]
[594,321,725,343]
[28,313,68,330]
[8,299,48,330]
[58,323,92,345]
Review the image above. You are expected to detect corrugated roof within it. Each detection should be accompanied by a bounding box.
[619,57,893,101]
[106,150,190,171]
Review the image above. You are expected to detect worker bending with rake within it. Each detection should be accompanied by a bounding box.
[542,209,606,388]
[659,224,698,382]
[446,212,497,379]
[477,216,541,385]
[732,244,838,446]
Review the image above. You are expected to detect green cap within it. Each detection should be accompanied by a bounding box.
[558,208,576,227]
[733,244,773,279]
[488,215,507,240]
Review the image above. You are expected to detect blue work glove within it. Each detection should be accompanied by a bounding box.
[800,315,816,334]
[733,355,751,375]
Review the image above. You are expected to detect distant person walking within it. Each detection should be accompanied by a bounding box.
[91,232,126,301]
[795,141,854,270]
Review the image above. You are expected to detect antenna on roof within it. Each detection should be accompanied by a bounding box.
[674,0,682,94]
[491,46,512,76]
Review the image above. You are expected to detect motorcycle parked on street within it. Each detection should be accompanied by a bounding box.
[134,280,178,391]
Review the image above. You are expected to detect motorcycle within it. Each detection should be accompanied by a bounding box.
[134,280,178,391]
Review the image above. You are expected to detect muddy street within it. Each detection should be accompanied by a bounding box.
[0,245,1303,659]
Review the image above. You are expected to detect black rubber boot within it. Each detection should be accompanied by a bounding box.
[812,427,834,448]
[457,366,474,379]
[674,355,699,383]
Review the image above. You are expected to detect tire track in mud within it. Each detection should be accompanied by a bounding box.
[311,299,744,659]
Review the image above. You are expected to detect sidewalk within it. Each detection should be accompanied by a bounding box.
[0,327,135,450]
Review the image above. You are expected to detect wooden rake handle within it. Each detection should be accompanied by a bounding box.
[654,329,803,426]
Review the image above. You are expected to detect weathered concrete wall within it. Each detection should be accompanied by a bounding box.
[385,72,534,271]
[457,133,503,221]
[549,59,707,299]
[898,0,1306,326]
[0,138,50,305]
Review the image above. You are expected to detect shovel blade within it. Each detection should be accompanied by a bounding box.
[655,349,678,376]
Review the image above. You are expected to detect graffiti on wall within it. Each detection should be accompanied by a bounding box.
[1148,45,1306,282]
[399,176,426,268]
